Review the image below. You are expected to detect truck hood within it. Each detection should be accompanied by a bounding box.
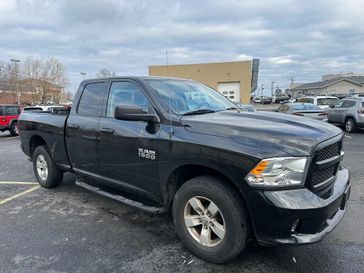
[181,110,343,157]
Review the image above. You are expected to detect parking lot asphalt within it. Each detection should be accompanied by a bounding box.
[0,130,363,273]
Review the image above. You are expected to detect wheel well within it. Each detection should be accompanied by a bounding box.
[166,164,241,208]
[29,135,47,157]
[10,119,18,126]
[166,164,255,239]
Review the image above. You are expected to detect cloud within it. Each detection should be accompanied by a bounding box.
[0,0,363,92]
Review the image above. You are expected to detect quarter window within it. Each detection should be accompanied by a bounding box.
[78,82,105,116]
[106,82,153,117]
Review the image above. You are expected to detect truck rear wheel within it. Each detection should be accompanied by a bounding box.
[172,176,248,263]
[33,146,63,188]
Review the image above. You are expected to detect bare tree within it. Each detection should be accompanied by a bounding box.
[22,57,69,104]
[97,68,115,78]
[2,61,20,104]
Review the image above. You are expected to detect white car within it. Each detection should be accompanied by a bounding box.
[253,97,261,103]
[296,96,339,109]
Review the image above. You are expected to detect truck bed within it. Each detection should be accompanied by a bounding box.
[18,110,71,170]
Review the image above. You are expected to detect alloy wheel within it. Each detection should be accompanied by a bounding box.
[36,154,48,180]
[184,196,225,247]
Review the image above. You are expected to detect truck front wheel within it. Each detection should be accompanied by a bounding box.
[172,176,248,263]
[33,146,63,188]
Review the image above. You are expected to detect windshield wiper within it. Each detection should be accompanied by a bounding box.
[181,109,216,116]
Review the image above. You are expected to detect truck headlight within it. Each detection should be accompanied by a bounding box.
[246,157,308,187]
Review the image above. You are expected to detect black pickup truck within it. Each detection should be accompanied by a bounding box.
[18,77,351,263]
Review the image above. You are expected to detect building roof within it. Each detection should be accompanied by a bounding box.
[292,76,364,90]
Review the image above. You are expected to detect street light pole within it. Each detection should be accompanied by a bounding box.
[80,72,87,80]
[10,59,20,105]
[271,81,275,97]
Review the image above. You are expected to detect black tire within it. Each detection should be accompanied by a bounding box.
[172,176,249,263]
[33,146,63,188]
[345,118,356,133]
[9,122,19,136]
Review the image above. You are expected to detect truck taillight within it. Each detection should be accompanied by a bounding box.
[1,118,6,122]
[358,109,364,114]
[319,112,327,116]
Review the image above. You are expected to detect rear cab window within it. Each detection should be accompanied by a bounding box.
[77,82,106,116]
[0,106,3,116]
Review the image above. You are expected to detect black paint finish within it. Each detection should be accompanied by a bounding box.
[18,76,350,246]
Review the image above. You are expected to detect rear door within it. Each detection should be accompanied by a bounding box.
[97,80,160,197]
[330,100,355,123]
[66,81,107,176]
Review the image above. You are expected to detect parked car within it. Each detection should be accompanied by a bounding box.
[260,96,272,104]
[274,95,290,104]
[296,96,339,109]
[0,104,22,136]
[276,103,328,121]
[18,77,350,263]
[327,97,364,133]
[253,97,261,103]
[236,103,256,112]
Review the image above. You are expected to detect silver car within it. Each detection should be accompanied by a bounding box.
[327,98,364,133]
[276,103,328,121]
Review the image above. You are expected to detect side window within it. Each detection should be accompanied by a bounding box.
[0,107,3,116]
[106,82,153,117]
[340,101,356,108]
[78,82,105,116]
[5,106,20,115]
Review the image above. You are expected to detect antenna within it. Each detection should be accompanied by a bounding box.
[166,49,174,139]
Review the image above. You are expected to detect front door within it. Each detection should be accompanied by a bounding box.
[97,80,160,197]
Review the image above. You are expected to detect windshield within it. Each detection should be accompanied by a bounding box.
[317,98,338,105]
[291,103,321,111]
[146,79,236,115]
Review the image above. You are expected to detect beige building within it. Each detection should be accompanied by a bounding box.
[148,60,259,104]
[291,75,364,97]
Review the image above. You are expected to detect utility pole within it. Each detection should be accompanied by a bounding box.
[271,81,275,98]
[10,58,20,105]
[80,72,87,80]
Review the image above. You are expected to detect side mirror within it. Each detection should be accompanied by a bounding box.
[114,104,160,123]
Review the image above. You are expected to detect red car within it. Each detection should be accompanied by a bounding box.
[0,104,22,136]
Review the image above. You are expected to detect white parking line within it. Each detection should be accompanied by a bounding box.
[0,185,40,205]
[0,181,38,185]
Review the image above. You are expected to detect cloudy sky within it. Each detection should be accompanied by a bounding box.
[1,0,363,94]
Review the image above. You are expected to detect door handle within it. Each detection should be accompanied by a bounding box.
[99,128,115,134]
[68,124,80,129]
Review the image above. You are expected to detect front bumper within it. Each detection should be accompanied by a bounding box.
[246,167,350,245]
